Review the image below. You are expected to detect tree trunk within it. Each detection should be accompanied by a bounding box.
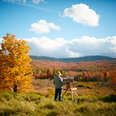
[13,84,17,92]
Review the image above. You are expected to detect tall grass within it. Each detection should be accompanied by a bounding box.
[0,90,116,116]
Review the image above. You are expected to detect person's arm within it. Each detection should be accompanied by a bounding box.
[59,77,64,86]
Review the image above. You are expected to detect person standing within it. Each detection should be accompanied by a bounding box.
[53,71,64,101]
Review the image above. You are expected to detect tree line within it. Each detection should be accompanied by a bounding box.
[0,34,116,93]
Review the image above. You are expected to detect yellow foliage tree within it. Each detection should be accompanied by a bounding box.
[0,34,33,92]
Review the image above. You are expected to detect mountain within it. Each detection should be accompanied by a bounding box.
[30,55,116,62]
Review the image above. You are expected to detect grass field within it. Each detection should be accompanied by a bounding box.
[0,80,116,116]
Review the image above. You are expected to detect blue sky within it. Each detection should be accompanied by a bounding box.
[0,0,116,58]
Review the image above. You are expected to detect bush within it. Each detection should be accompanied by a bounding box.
[100,94,116,102]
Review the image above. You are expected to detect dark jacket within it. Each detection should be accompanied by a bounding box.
[53,75,63,89]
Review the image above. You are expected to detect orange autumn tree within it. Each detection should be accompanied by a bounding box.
[111,70,116,86]
[0,34,33,92]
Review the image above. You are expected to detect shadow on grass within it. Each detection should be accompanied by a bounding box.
[77,84,92,89]
[100,94,116,102]
[44,104,56,109]
[0,109,15,116]
[74,106,89,113]
[47,111,59,116]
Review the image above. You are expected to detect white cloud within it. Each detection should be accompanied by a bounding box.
[0,38,2,49]
[23,37,68,57]
[32,0,44,4]
[3,0,26,3]
[1,36,116,58]
[30,20,60,34]
[66,48,81,57]
[3,0,44,4]
[21,36,116,58]
[26,37,66,50]
[64,3,99,26]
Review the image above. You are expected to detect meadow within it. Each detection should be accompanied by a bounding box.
[0,35,116,116]
[0,79,116,116]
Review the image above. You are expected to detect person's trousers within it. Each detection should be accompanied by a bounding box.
[54,88,62,101]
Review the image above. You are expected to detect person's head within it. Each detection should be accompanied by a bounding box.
[57,71,62,77]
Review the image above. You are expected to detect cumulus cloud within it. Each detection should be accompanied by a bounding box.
[64,3,99,26]
[30,20,60,34]
[1,36,116,58]
[21,36,116,58]
[65,48,81,57]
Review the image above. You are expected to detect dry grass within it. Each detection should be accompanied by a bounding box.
[32,79,115,96]
[0,79,116,116]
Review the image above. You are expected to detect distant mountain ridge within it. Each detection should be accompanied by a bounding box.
[30,55,116,62]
